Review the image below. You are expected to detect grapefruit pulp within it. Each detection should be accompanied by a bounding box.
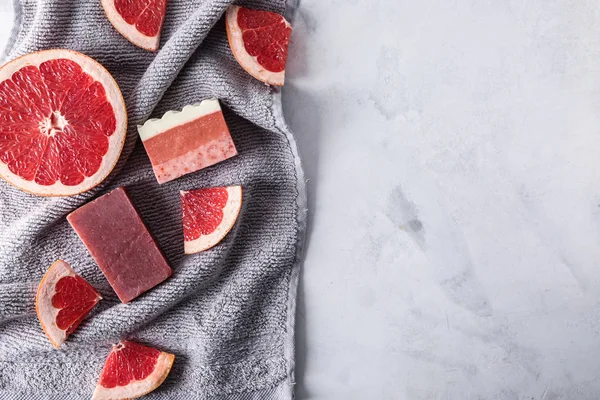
[226,6,292,86]
[93,341,175,400]
[181,186,242,254]
[102,0,167,51]
[36,260,102,348]
[0,49,127,196]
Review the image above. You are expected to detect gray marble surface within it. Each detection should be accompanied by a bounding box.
[3,1,600,399]
[283,1,600,399]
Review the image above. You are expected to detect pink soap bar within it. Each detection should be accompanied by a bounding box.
[137,99,238,184]
[67,187,172,303]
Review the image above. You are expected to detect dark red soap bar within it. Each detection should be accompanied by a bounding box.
[67,187,172,303]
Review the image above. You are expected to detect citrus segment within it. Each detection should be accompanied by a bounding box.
[238,8,290,73]
[226,6,292,86]
[181,186,242,254]
[36,260,102,348]
[102,0,167,51]
[93,341,175,400]
[0,49,126,196]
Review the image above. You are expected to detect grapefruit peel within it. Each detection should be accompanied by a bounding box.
[36,260,102,348]
[226,5,292,86]
[92,341,175,400]
[181,185,242,254]
[0,49,127,196]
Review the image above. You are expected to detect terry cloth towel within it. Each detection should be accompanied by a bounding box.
[0,0,306,399]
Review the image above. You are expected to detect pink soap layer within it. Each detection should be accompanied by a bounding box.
[67,187,172,303]
[142,111,237,184]
[153,138,237,184]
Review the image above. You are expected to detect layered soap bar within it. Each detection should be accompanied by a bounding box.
[137,99,238,184]
[67,187,172,303]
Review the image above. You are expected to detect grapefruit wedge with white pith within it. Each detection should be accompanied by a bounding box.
[181,186,242,254]
[101,0,167,51]
[93,341,175,400]
[0,49,127,196]
[226,6,292,86]
[36,260,102,348]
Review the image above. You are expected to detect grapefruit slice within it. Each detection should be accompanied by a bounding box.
[93,341,175,400]
[101,0,167,51]
[181,186,242,254]
[36,260,102,348]
[0,49,127,196]
[226,6,292,86]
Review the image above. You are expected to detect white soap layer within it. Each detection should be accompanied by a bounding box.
[137,99,222,141]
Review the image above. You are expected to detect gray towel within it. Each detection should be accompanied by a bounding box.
[0,0,306,399]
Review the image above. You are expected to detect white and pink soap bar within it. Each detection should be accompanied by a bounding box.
[137,99,238,184]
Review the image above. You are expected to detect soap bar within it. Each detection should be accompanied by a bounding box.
[137,99,238,184]
[67,187,172,303]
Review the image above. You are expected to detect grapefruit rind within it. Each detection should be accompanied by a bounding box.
[182,185,242,254]
[225,6,291,86]
[101,0,162,51]
[92,351,175,400]
[0,49,127,196]
[35,260,101,348]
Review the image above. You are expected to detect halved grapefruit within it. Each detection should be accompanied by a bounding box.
[36,260,102,348]
[93,341,175,400]
[0,49,127,196]
[226,6,292,86]
[181,186,242,254]
[101,0,167,51]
